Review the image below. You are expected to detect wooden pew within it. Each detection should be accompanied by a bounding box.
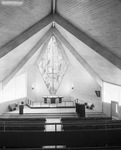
[0,118,46,122]
[4,122,45,131]
[1,129,121,148]
[61,117,112,122]
[61,118,121,131]
[0,118,46,131]
[62,122,106,131]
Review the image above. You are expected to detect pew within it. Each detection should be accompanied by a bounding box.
[63,123,106,131]
[61,118,121,131]
[0,117,121,148]
[62,121,106,131]
[4,122,45,131]
[61,117,112,122]
[0,118,46,131]
[0,129,121,148]
[0,117,46,122]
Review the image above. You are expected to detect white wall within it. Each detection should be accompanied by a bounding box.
[57,66,72,101]
[0,72,27,103]
[58,65,102,112]
[61,42,102,111]
[0,97,26,115]
[27,65,49,101]
[102,82,121,117]
[0,72,27,114]
[27,64,102,113]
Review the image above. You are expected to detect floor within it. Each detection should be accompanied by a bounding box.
[2,100,105,118]
[8,105,76,114]
[45,118,62,131]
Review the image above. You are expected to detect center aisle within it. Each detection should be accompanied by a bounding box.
[45,118,61,131]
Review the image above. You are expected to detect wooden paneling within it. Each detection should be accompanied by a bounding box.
[57,0,121,59]
[54,14,121,71]
[0,14,53,59]
[0,0,51,48]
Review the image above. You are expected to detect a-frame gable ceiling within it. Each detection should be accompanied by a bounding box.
[0,0,121,87]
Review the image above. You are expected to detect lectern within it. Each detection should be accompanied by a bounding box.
[19,104,24,115]
[76,103,85,117]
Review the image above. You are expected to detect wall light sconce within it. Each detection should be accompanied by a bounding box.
[32,87,34,90]
[72,86,74,90]
[95,91,100,97]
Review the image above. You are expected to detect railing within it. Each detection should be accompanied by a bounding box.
[27,99,75,107]
[1,122,61,132]
[1,120,121,148]
[1,120,121,132]
[1,125,121,148]
[5,146,120,150]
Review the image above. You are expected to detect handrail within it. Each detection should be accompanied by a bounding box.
[27,99,75,107]
[0,120,121,132]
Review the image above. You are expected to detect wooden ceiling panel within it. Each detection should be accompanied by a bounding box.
[0,0,51,48]
[57,0,121,59]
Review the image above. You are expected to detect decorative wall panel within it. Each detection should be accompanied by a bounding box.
[38,35,67,94]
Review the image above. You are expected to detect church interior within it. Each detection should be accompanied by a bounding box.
[0,0,121,149]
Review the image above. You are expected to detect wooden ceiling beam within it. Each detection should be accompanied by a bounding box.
[53,28,103,87]
[54,14,121,71]
[0,14,53,59]
[51,0,56,14]
[2,28,53,87]
[52,0,56,14]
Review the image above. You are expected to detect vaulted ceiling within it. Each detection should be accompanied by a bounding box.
[0,0,121,88]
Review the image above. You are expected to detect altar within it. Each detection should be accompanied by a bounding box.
[42,96,63,104]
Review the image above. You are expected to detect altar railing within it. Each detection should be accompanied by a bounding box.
[27,99,75,107]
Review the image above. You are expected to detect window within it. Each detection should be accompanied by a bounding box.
[38,35,67,95]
